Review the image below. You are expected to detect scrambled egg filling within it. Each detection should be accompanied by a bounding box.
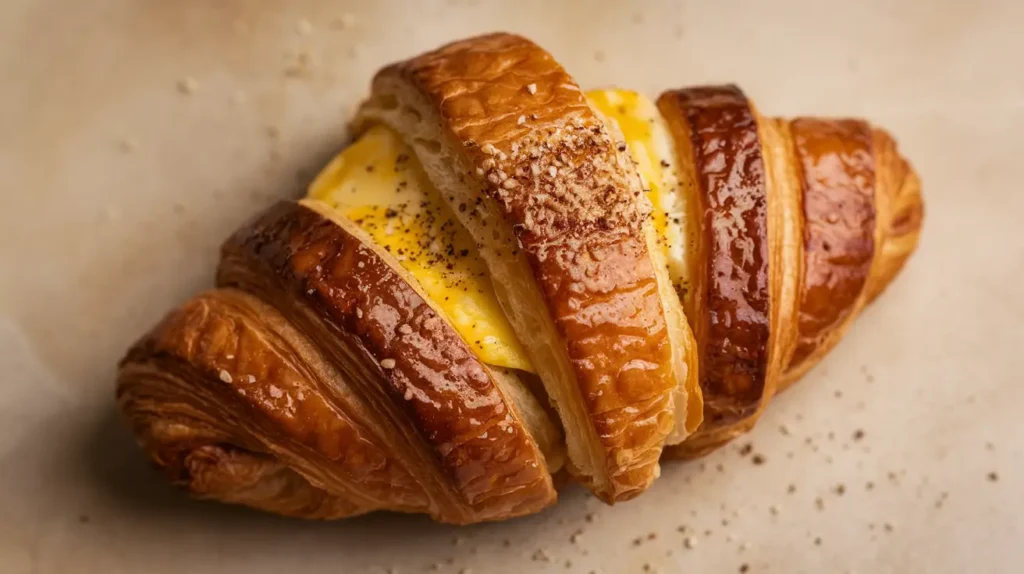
[308,90,686,373]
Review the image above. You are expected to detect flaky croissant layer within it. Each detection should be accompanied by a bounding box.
[116,33,922,524]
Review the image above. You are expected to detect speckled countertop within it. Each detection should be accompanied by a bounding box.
[2,1,1022,572]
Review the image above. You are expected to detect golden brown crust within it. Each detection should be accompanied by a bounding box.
[117,288,424,519]
[213,201,556,522]
[656,86,772,455]
[359,33,680,500]
[864,128,924,303]
[777,123,922,389]
[786,119,877,370]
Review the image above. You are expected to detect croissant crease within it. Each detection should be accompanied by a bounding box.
[116,33,923,524]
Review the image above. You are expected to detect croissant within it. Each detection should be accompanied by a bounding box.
[116,33,923,524]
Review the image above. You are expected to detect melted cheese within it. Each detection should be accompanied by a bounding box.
[308,125,534,372]
[586,89,690,299]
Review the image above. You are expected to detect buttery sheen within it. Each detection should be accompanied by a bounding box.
[308,91,686,374]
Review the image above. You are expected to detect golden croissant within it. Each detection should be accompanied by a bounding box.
[116,33,923,524]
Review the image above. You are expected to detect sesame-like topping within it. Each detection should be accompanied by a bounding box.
[526,83,537,94]
[218,369,232,383]
[380,358,397,369]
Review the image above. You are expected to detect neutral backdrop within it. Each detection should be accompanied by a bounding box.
[2,1,1022,572]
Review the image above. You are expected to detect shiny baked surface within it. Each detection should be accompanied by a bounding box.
[657,86,772,436]
[363,33,684,500]
[215,201,556,523]
[788,119,877,369]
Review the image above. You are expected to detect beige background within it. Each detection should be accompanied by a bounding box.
[2,0,1022,572]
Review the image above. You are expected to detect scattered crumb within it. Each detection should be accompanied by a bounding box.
[570,530,583,544]
[739,443,753,456]
[779,424,791,436]
[739,565,750,573]
[452,536,463,546]
[985,441,995,451]
[177,77,199,95]
[564,560,572,569]
[526,83,537,94]
[739,542,750,552]
[295,18,313,36]
[531,549,550,562]
[834,484,846,496]
[814,497,825,511]
[676,525,687,533]
[834,390,843,398]
[988,471,999,482]
[585,512,597,523]
[117,136,138,153]
[633,537,644,547]
[332,13,356,29]
[884,522,895,532]
[787,484,797,494]
[502,539,511,548]
[853,429,865,441]
[814,537,822,546]
[594,50,606,62]
[642,564,653,573]
[646,532,657,541]
[866,481,875,491]
[752,454,766,466]
[684,536,697,549]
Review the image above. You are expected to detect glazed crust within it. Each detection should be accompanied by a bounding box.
[777,123,923,388]
[118,288,423,519]
[787,119,877,369]
[213,201,556,523]
[656,86,773,452]
[357,33,681,501]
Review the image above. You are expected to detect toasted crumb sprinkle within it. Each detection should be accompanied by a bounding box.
[526,83,537,94]
[380,358,396,369]
[218,369,232,383]
[517,115,526,125]
[684,536,697,549]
